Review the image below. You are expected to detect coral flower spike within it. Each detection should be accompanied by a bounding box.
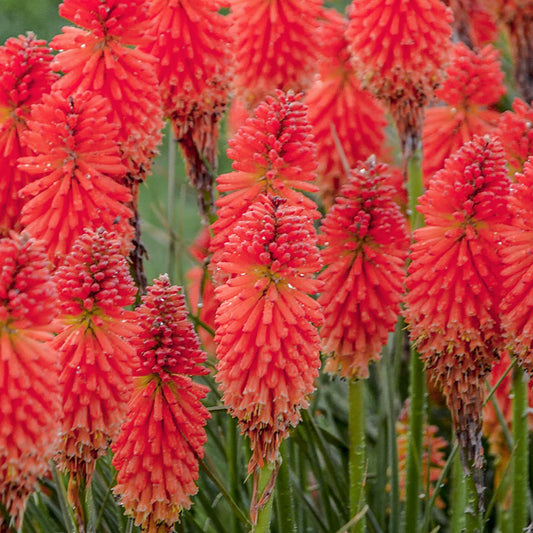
[18,89,133,265]
[230,0,322,107]
[142,0,231,220]
[50,0,164,179]
[210,90,319,268]
[404,136,510,471]
[346,0,453,159]
[0,233,61,528]
[305,9,387,204]
[0,34,57,233]
[500,157,533,374]
[215,195,323,472]
[113,275,210,533]
[423,42,505,185]
[318,157,409,379]
[52,228,139,487]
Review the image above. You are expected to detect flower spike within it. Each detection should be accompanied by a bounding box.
[0,233,61,528]
[52,228,139,485]
[215,194,323,472]
[318,157,409,379]
[405,136,510,473]
[113,275,209,532]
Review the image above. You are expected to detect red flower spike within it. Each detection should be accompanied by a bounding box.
[305,10,388,204]
[318,158,409,379]
[113,275,209,531]
[346,0,453,157]
[50,0,163,178]
[18,89,133,265]
[141,0,231,220]
[0,34,57,232]
[500,158,533,373]
[497,98,533,176]
[210,90,319,269]
[230,0,322,107]
[0,233,61,527]
[52,229,139,481]
[423,43,505,184]
[215,195,323,472]
[404,136,510,468]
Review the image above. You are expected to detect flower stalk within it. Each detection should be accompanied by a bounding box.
[349,378,366,533]
[512,364,529,533]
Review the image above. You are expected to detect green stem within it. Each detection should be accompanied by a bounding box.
[349,379,366,533]
[385,321,403,533]
[450,446,466,532]
[275,441,296,533]
[512,364,529,533]
[464,466,483,533]
[403,347,426,532]
[404,145,426,533]
[252,462,277,533]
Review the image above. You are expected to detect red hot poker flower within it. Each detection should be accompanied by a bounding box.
[500,158,533,374]
[404,136,510,467]
[318,158,409,379]
[423,43,505,184]
[305,9,387,204]
[215,195,323,472]
[142,0,232,220]
[50,0,163,178]
[211,90,319,269]
[52,229,139,483]
[0,33,57,232]
[18,90,133,265]
[0,233,61,528]
[346,0,453,158]
[113,275,209,532]
[230,0,322,107]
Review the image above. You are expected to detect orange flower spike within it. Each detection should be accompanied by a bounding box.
[230,0,322,106]
[497,98,533,176]
[211,90,319,267]
[113,275,210,532]
[500,158,533,374]
[318,157,409,379]
[18,90,133,265]
[52,229,139,481]
[0,34,57,232]
[141,0,231,219]
[346,0,453,157]
[305,10,388,203]
[404,136,510,466]
[50,0,163,177]
[215,195,323,472]
[396,401,448,508]
[0,234,61,527]
[142,0,231,140]
[423,43,505,183]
